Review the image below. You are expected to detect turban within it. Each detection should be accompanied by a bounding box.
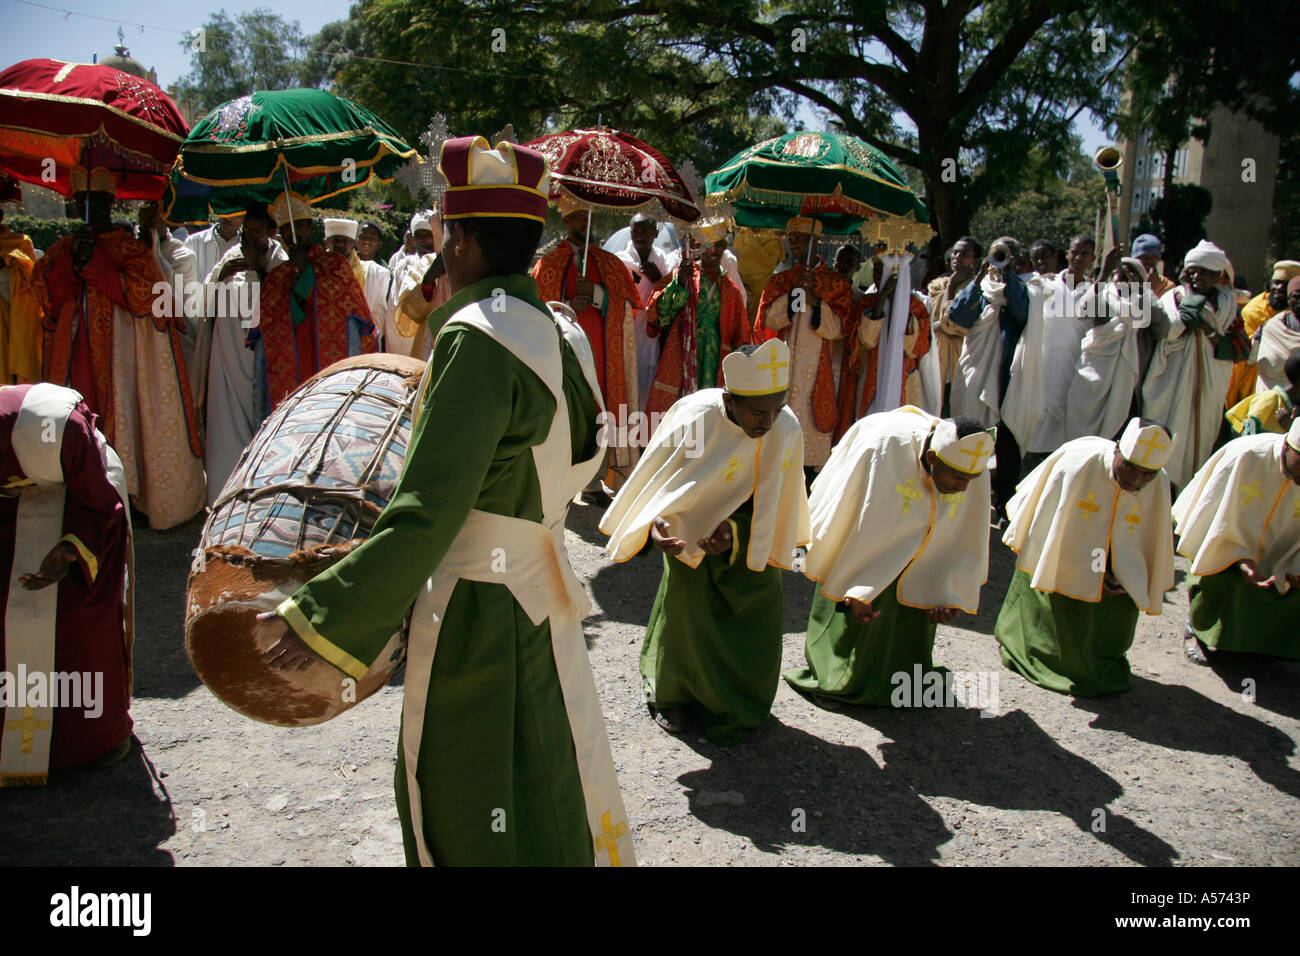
[723,340,790,396]
[409,210,433,234]
[1271,260,1300,282]
[323,218,358,240]
[1183,240,1228,273]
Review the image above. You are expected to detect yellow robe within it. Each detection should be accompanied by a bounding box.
[0,228,43,384]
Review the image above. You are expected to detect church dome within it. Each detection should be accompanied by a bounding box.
[100,36,152,81]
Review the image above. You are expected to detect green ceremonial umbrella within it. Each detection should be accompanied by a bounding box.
[161,88,418,224]
[704,130,931,248]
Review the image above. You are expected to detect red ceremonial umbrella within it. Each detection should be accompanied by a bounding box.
[0,58,189,201]
[523,126,701,222]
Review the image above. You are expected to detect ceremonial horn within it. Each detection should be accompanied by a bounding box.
[1093,145,1123,172]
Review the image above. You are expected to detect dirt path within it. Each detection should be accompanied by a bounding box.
[3,501,1297,867]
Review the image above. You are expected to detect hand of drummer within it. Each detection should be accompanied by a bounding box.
[257,611,320,671]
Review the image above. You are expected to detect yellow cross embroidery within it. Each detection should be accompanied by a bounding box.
[757,344,788,391]
[1292,498,1300,520]
[956,438,989,474]
[723,456,742,483]
[1131,430,1168,468]
[1241,480,1263,506]
[1124,503,1141,535]
[1077,491,1101,520]
[939,492,965,519]
[4,707,51,755]
[594,811,628,867]
[781,448,792,471]
[895,478,924,514]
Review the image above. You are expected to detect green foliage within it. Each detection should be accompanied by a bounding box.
[4,215,85,252]
[174,8,316,118]
[969,144,1107,248]
[1271,125,1300,261]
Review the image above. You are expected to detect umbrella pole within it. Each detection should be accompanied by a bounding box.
[581,204,594,275]
[281,164,298,246]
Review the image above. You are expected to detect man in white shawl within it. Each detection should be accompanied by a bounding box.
[1254,275,1300,395]
[995,418,1176,696]
[614,213,681,409]
[785,408,992,708]
[386,210,446,359]
[183,214,243,409]
[1030,235,1100,456]
[1141,240,1251,488]
[1065,256,1153,442]
[600,340,810,744]
[948,235,1047,520]
[1174,416,1300,663]
[202,204,288,504]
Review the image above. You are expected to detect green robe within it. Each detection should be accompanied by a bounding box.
[280,274,599,865]
[1189,570,1300,659]
[654,272,723,387]
[640,498,784,745]
[995,567,1140,696]
[784,578,941,706]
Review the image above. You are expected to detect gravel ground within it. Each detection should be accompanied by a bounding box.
[2,499,1297,867]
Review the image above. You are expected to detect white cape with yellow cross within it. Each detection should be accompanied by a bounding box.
[1172,432,1300,594]
[804,406,991,612]
[599,388,810,571]
[1003,436,1174,614]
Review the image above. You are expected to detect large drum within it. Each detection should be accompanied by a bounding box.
[186,353,425,726]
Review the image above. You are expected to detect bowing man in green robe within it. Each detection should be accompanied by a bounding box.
[786,408,993,709]
[600,340,811,744]
[259,136,635,867]
[1174,417,1300,663]
[995,418,1176,696]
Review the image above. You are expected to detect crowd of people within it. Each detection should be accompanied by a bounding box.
[1,140,1297,868]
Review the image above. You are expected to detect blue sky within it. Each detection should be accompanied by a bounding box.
[4,0,1111,155]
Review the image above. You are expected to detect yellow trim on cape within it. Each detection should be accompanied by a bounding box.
[59,533,97,584]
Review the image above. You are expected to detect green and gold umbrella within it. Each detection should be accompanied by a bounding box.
[704,130,931,248]
[161,88,418,224]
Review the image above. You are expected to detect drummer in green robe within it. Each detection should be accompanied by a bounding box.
[995,418,1176,696]
[785,408,993,709]
[1174,417,1300,663]
[259,135,635,867]
[600,339,811,744]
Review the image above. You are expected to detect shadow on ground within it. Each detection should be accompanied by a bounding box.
[1074,676,1300,798]
[0,737,176,865]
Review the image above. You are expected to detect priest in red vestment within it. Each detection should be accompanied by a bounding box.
[1,383,133,785]
[532,195,642,478]
[754,217,855,479]
[33,167,204,530]
[256,192,378,412]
